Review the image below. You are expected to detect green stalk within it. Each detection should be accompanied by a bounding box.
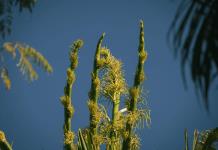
[88,33,105,136]
[0,130,12,150]
[185,129,189,150]
[109,98,121,150]
[112,100,120,124]
[100,50,126,150]
[122,20,147,150]
[60,40,83,150]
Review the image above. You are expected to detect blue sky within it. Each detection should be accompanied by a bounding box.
[0,0,218,149]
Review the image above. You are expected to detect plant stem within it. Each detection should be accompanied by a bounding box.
[61,40,83,150]
[110,99,120,150]
[122,20,147,150]
[112,101,120,124]
[0,130,12,150]
[88,33,105,136]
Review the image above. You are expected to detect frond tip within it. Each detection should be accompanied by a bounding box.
[3,42,16,58]
[2,42,53,81]
[0,130,12,150]
[0,68,11,90]
[24,46,53,73]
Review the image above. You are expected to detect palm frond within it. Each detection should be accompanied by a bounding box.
[3,42,53,81]
[0,0,36,38]
[0,67,11,90]
[169,0,218,110]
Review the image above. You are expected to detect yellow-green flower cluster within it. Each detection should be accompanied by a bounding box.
[100,54,127,103]
[129,134,140,150]
[58,21,150,150]
[64,131,75,145]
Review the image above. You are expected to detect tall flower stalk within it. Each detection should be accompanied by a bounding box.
[87,33,117,149]
[60,39,83,150]
[88,33,105,137]
[122,20,148,150]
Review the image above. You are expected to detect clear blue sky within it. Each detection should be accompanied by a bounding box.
[0,0,218,149]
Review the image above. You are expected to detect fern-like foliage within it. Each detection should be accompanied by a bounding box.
[0,42,52,89]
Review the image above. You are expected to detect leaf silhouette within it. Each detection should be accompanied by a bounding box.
[169,0,218,110]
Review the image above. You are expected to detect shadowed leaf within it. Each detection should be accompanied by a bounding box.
[169,0,218,110]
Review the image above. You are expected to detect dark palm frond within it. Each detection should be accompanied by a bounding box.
[201,128,218,150]
[168,0,218,110]
[15,0,36,12]
[0,0,36,38]
[0,0,13,38]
